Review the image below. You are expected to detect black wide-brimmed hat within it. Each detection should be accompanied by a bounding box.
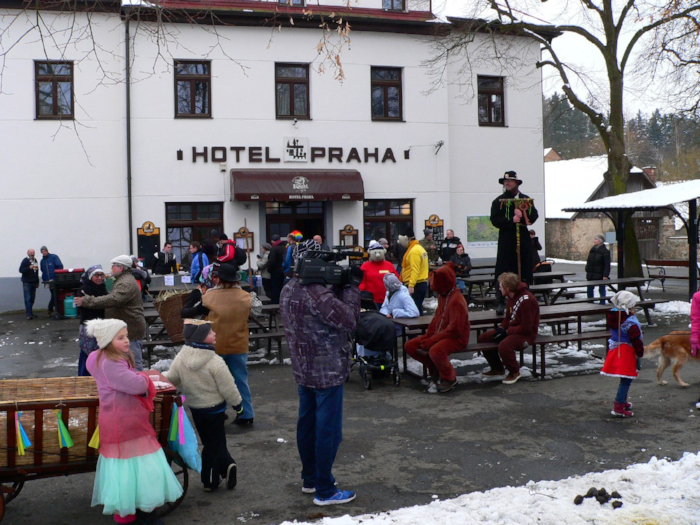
[498,170,522,185]
[214,262,240,282]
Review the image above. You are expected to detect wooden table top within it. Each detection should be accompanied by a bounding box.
[529,277,649,293]
[392,302,611,330]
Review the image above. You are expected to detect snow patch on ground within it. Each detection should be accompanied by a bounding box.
[654,300,691,316]
[280,452,700,525]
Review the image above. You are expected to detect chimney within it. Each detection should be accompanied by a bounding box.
[643,166,657,183]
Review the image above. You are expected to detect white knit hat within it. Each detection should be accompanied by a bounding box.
[611,290,637,314]
[110,254,134,268]
[85,319,128,349]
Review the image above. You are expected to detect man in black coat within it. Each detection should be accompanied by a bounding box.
[441,229,462,261]
[267,234,288,304]
[19,248,40,319]
[490,171,539,314]
[585,233,611,304]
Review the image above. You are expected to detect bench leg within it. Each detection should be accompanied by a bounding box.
[540,345,546,379]
[531,346,537,378]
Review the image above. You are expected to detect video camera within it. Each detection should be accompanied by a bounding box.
[297,249,364,286]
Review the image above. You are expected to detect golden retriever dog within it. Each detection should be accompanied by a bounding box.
[644,331,697,387]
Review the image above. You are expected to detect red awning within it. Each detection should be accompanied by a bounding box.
[231,169,364,202]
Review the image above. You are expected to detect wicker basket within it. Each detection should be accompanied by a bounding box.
[154,292,190,343]
[0,377,175,468]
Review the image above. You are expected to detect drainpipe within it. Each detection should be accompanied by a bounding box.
[124,7,134,254]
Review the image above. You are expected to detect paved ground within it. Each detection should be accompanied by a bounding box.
[1,263,699,525]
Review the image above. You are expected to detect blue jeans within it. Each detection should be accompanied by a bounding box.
[22,282,37,317]
[615,377,633,404]
[129,340,144,372]
[222,354,254,419]
[297,384,343,498]
[587,285,606,305]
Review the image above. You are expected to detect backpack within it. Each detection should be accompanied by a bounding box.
[217,240,247,266]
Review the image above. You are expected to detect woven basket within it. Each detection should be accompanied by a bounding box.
[0,377,174,468]
[154,292,189,343]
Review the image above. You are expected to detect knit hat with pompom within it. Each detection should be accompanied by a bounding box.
[85,319,128,349]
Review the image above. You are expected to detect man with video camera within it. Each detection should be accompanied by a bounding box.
[280,239,361,506]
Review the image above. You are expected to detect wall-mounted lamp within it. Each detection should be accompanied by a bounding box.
[435,140,445,155]
[293,118,298,128]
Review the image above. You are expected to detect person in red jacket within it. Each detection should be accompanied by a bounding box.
[403,262,470,393]
[359,240,399,308]
[478,272,540,385]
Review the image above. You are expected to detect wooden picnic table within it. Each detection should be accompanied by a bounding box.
[458,271,574,301]
[393,302,612,375]
[529,277,654,323]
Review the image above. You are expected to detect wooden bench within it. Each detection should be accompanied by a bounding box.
[644,259,700,291]
[248,330,286,359]
[408,330,610,381]
[142,339,180,368]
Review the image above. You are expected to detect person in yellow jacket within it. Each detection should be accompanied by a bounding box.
[398,226,429,315]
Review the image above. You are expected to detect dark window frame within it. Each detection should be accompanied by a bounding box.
[165,202,223,264]
[35,61,74,120]
[363,199,413,249]
[278,0,305,5]
[275,63,310,119]
[477,75,505,127]
[371,66,403,122]
[174,60,212,119]
[382,0,405,11]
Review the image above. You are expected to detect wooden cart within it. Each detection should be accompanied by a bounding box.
[0,376,188,523]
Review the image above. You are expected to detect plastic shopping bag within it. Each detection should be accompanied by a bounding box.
[168,398,202,473]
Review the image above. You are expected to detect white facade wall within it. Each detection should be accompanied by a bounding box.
[0,7,545,311]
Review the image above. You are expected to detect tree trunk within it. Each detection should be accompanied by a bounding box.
[605,72,643,278]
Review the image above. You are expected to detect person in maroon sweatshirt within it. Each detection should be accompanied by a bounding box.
[403,262,470,393]
[478,272,540,385]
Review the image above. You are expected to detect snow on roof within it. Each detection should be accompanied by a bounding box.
[656,181,695,229]
[544,147,552,156]
[544,156,608,219]
[564,179,700,212]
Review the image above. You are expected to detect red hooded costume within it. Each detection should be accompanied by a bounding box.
[404,262,470,382]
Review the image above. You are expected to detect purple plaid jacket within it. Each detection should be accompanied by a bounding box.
[280,277,360,389]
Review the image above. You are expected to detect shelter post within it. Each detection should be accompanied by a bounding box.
[690,198,698,299]
[616,210,625,279]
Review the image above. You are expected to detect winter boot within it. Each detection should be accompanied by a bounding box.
[624,400,633,410]
[611,402,634,418]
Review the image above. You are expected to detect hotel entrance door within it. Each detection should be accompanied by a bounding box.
[265,201,325,243]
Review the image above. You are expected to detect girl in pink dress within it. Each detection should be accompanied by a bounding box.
[86,319,183,524]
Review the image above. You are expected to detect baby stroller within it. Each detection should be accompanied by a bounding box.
[353,293,401,390]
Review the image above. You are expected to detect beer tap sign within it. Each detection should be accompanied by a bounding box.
[498,198,534,280]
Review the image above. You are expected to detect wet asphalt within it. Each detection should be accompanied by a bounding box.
[1,264,699,525]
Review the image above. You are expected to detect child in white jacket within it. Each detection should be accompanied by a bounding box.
[164,319,243,492]
[380,273,420,319]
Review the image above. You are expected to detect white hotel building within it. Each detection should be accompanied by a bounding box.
[0,0,551,311]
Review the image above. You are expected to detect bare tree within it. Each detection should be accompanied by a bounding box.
[434,0,700,276]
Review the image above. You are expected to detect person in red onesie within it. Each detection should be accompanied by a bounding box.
[403,262,470,393]
[360,240,399,309]
[478,272,540,385]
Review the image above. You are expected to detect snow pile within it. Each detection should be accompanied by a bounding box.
[654,300,691,316]
[280,453,700,525]
[151,358,173,372]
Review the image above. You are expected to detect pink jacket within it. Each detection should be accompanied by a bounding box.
[87,352,161,459]
[691,291,700,348]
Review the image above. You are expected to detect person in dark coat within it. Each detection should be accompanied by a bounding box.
[490,171,539,314]
[441,229,462,261]
[585,233,611,304]
[40,246,63,316]
[19,248,40,319]
[76,265,108,376]
[530,230,542,271]
[267,234,287,304]
[152,242,177,275]
[449,244,472,291]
